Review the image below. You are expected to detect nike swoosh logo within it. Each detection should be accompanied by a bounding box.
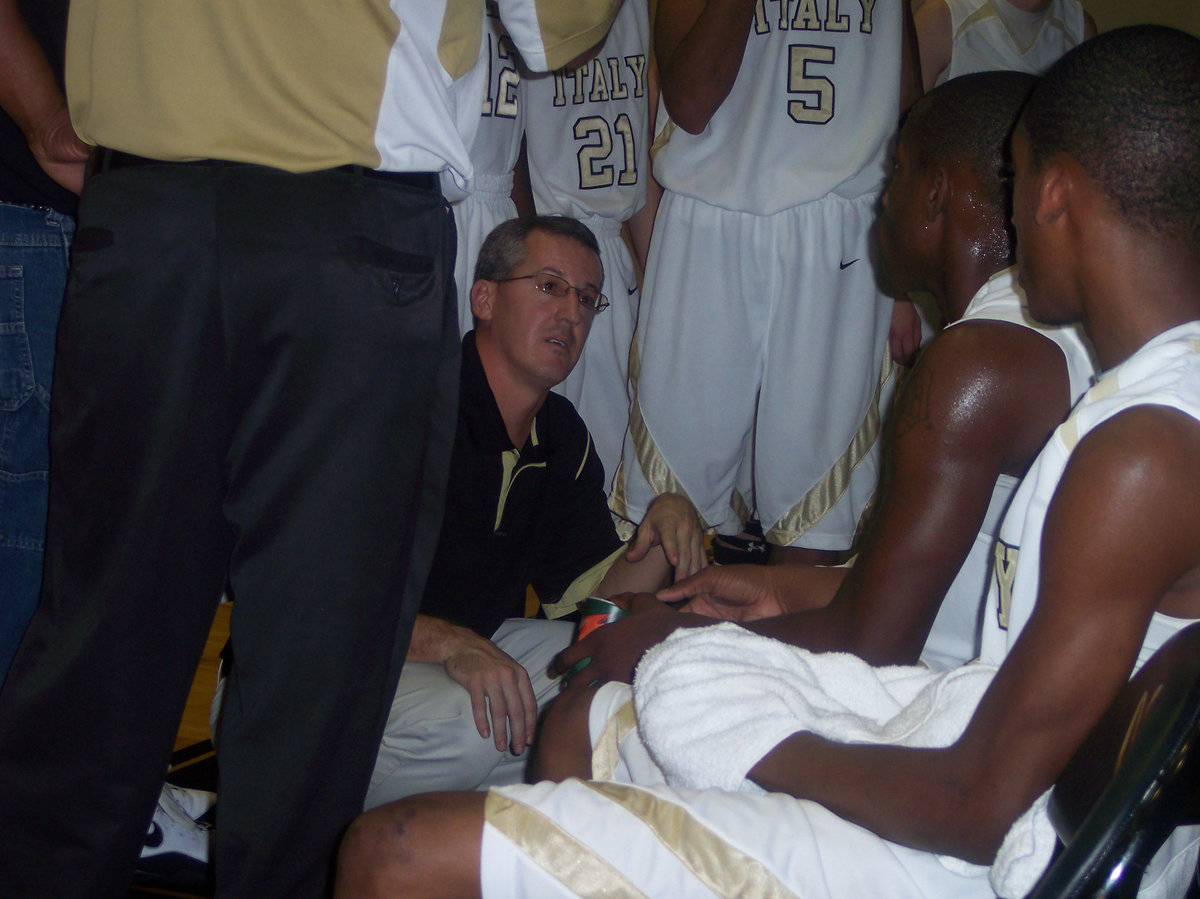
[839,258,859,270]
[626,285,638,295]
[145,821,164,849]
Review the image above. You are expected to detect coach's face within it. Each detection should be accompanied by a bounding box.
[473,230,601,392]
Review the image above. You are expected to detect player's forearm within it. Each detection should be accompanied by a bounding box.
[0,0,68,141]
[624,176,661,273]
[743,600,859,656]
[749,733,1007,864]
[899,0,924,113]
[595,546,673,597]
[655,0,759,133]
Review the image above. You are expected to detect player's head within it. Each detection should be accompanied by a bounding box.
[1013,26,1200,321]
[877,71,1036,298]
[471,216,605,393]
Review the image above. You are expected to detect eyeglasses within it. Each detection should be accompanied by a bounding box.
[495,272,609,314]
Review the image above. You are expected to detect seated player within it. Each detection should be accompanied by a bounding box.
[916,0,1097,91]
[549,70,1096,695]
[334,26,1200,898]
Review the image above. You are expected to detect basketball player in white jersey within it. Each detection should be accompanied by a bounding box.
[548,71,1095,688]
[916,0,1096,91]
[450,1,535,335]
[614,0,923,565]
[333,27,1200,899]
[522,0,659,489]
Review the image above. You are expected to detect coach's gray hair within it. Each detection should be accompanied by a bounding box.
[473,215,604,287]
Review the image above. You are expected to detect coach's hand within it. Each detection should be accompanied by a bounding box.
[408,614,538,754]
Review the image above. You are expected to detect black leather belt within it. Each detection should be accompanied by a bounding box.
[88,148,439,191]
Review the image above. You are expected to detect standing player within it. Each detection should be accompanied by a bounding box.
[0,2,622,896]
[450,1,535,336]
[615,0,922,562]
[916,0,1097,91]
[522,0,660,489]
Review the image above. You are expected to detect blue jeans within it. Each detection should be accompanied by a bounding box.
[0,202,72,683]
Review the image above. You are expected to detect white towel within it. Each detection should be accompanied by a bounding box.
[631,623,1056,898]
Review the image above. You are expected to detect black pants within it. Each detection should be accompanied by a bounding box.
[0,161,459,897]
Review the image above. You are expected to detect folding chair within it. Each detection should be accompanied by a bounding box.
[1026,622,1200,898]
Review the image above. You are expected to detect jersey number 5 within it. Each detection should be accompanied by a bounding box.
[788,45,835,125]
[575,114,639,190]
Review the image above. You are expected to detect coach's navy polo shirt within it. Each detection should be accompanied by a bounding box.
[419,332,623,639]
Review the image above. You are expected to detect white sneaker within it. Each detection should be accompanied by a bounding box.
[135,784,214,889]
[162,781,217,821]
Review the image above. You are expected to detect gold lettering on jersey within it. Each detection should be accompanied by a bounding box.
[624,56,648,97]
[482,30,521,120]
[756,0,878,33]
[859,0,878,33]
[587,59,611,102]
[791,0,822,31]
[993,540,1019,630]
[551,55,647,108]
[825,0,851,31]
[754,0,771,35]
[607,59,629,99]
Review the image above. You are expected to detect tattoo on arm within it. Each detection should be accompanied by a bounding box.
[893,366,933,439]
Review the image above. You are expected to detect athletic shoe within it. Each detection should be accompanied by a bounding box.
[134,783,214,891]
[162,781,217,821]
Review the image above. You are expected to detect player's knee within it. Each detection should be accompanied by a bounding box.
[531,685,598,782]
[338,793,487,898]
[336,803,419,897]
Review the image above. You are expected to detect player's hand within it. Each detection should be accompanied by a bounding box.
[443,634,539,754]
[553,593,698,689]
[889,296,923,368]
[27,104,89,195]
[657,564,791,621]
[624,492,707,582]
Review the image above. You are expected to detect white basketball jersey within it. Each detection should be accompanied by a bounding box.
[981,321,1200,671]
[472,4,527,181]
[653,0,904,214]
[921,268,1095,670]
[440,3,526,199]
[938,0,1087,85]
[523,0,651,223]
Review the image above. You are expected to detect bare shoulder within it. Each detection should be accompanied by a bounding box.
[1049,404,1200,619]
[895,320,1072,471]
[1069,404,1200,502]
